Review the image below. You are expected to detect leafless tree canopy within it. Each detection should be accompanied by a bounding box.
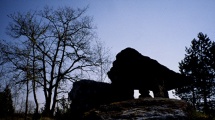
[0,6,111,116]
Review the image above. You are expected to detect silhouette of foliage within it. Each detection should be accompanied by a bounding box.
[176,32,215,114]
[0,85,14,118]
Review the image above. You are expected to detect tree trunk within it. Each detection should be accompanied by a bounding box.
[43,90,52,117]
[25,78,29,120]
[32,86,39,120]
[32,80,39,114]
[51,82,59,115]
[32,44,39,115]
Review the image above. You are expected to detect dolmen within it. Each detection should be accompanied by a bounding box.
[107,47,192,98]
[68,47,192,119]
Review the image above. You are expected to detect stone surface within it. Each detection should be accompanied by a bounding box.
[83,98,195,120]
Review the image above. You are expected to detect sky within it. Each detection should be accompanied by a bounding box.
[1,0,215,101]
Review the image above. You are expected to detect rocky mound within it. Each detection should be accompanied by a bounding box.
[83,98,195,120]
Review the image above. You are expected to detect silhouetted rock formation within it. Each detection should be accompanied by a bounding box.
[69,47,192,119]
[83,98,195,120]
[68,80,110,119]
[69,80,124,119]
[107,47,191,98]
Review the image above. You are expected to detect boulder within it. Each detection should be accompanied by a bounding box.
[68,80,112,119]
[68,80,128,119]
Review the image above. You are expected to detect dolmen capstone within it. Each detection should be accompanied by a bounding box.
[107,47,192,98]
[69,47,192,119]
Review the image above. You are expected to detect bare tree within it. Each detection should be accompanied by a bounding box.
[93,40,112,82]
[0,6,108,116]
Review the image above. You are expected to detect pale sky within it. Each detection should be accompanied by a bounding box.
[1,0,215,101]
